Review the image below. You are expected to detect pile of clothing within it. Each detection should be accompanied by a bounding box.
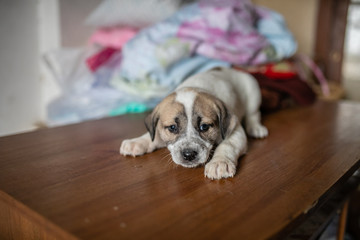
[46,0,313,126]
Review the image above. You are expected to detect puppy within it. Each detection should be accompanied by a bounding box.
[120,68,268,179]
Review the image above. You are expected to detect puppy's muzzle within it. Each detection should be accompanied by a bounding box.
[182,148,198,161]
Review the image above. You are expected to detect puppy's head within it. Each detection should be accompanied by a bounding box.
[145,88,236,168]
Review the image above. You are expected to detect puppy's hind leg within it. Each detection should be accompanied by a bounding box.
[232,70,268,139]
[245,111,268,139]
[243,79,268,139]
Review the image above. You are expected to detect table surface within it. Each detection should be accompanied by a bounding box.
[1,101,360,240]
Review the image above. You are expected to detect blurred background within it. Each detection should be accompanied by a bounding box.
[0,1,359,239]
[0,0,359,137]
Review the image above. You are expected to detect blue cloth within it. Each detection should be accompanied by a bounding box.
[111,0,297,98]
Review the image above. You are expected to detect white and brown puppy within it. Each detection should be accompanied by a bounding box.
[120,68,268,179]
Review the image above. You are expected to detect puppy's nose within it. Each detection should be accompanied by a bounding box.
[182,149,198,161]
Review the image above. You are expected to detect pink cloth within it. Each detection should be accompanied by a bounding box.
[177,0,270,65]
[87,27,138,72]
[86,47,119,72]
[89,27,138,49]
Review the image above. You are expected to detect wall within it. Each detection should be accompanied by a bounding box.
[343,3,360,101]
[0,0,41,136]
[59,0,101,47]
[254,0,319,56]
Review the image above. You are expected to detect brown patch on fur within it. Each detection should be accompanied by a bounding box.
[146,88,232,144]
[145,93,186,143]
[192,92,223,143]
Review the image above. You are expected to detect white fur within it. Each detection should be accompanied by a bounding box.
[175,90,196,134]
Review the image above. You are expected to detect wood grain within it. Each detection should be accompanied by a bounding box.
[0,191,78,240]
[0,101,360,240]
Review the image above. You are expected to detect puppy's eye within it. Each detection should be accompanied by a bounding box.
[167,125,178,133]
[199,123,211,132]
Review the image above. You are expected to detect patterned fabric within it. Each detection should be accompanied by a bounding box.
[113,0,297,97]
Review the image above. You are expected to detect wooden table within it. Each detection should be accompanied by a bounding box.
[1,101,360,240]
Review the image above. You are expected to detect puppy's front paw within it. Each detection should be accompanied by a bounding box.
[246,124,268,139]
[120,138,149,157]
[205,159,236,180]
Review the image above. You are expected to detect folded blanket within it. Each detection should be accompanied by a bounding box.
[113,0,297,98]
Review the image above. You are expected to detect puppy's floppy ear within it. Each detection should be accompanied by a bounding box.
[215,100,233,140]
[145,109,159,142]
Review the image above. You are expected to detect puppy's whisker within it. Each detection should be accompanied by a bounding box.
[159,151,169,157]
[167,157,173,167]
[161,152,172,161]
